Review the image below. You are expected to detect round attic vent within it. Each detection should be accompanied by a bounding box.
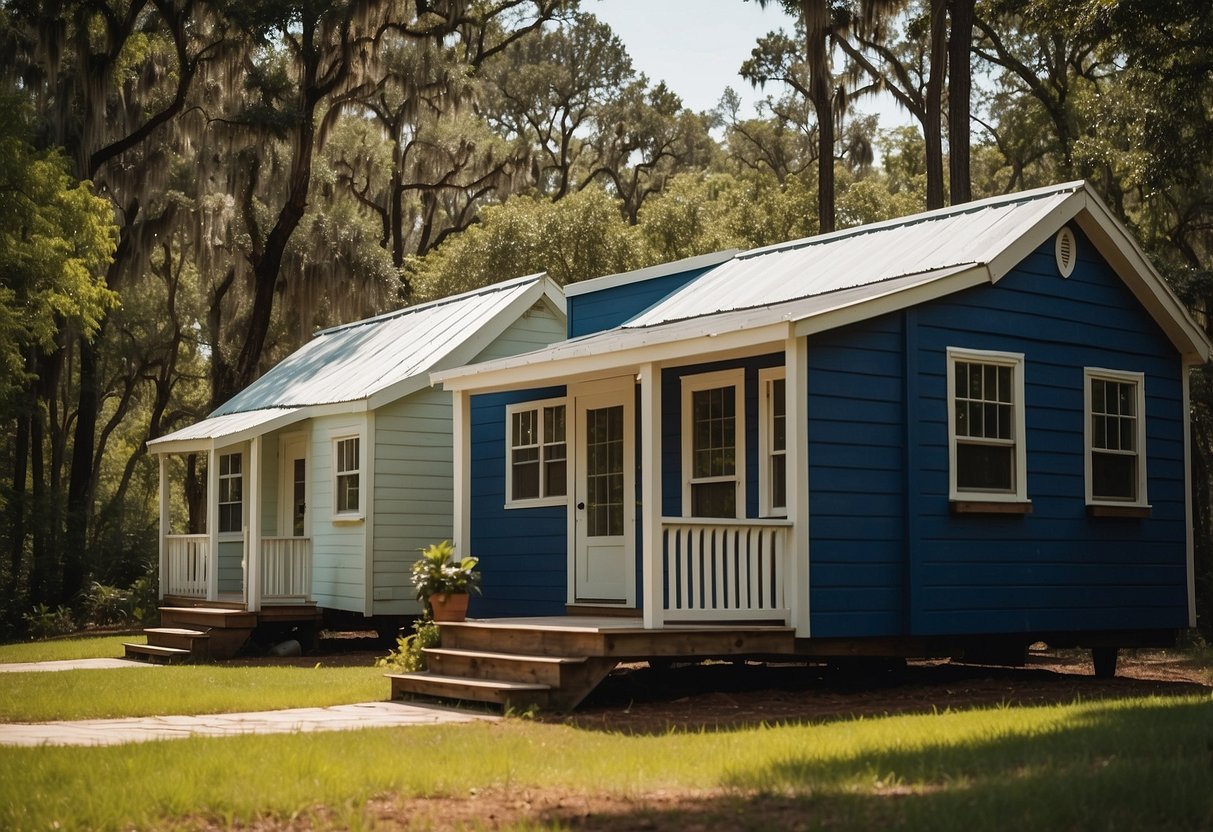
[1055,227,1077,278]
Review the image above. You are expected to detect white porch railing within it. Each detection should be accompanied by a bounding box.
[165,534,210,598]
[661,518,792,622]
[260,537,312,603]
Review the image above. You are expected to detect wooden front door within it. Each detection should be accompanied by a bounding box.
[279,435,307,537]
[573,385,634,604]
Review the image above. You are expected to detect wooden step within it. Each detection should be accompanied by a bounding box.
[144,627,210,657]
[158,606,257,629]
[387,672,550,711]
[424,648,588,686]
[124,643,192,665]
[438,621,610,657]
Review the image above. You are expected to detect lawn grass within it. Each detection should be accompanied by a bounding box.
[0,665,385,721]
[1,694,1210,831]
[0,634,140,664]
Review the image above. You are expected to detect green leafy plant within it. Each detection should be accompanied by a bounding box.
[22,604,76,639]
[376,618,441,672]
[410,540,480,601]
[83,581,132,626]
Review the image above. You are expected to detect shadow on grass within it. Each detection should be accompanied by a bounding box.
[556,658,1212,735]
[528,698,1213,832]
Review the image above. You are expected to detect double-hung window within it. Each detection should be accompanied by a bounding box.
[334,436,361,516]
[217,452,243,533]
[947,348,1027,503]
[682,369,745,518]
[506,399,567,506]
[759,368,787,516]
[1085,368,1147,506]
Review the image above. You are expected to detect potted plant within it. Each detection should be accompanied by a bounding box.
[411,540,480,622]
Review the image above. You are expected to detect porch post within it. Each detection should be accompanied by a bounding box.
[206,445,220,602]
[640,362,664,629]
[247,435,262,613]
[158,454,168,601]
[452,389,471,559]
[786,332,811,637]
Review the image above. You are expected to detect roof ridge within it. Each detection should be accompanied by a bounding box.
[737,180,1086,261]
[313,272,544,337]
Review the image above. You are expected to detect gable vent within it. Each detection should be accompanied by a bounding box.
[1055,227,1077,278]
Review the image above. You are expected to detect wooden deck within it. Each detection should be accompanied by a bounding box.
[388,616,796,711]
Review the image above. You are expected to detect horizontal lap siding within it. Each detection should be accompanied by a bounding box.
[218,539,243,594]
[310,415,366,612]
[471,302,566,361]
[909,228,1186,635]
[469,386,568,617]
[568,268,714,337]
[372,387,453,616]
[807,315,907,637]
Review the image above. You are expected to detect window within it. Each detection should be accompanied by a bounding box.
[759,368,787,516]
[1085,368,1147,505]
[334,436,360,515]
[217,452,242,534]
[947,348,1027,502]
[682,369,745,518]
[506,399,567,506]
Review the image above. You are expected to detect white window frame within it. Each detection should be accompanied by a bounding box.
[681,368,746,519]
[332,434,363,520]
[505,397,569,508]
[1084,367,1148,507]
[216,450,244,536]
[759,367,787,517]
[947,347,1028,503]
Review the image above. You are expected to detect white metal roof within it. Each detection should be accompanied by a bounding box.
[435,181,1210,394]
[151,273,563,453]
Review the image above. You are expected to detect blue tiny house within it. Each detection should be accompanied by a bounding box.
[428,183,1208,690]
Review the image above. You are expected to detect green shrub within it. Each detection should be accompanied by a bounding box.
[128,564,159,624]
[83,581,132,626]
[376,618,440,672]
[22,604,76,639]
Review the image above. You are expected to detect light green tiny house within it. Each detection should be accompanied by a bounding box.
[146,275,566,634]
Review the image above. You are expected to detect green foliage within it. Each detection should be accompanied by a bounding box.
[410,540,480,603]
[376,617,441,672]
[81,582,132,627]
[20,604,76,640]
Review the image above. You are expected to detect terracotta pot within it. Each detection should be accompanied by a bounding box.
[429,592,470,622]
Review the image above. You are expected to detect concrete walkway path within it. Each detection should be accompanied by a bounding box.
[0,657,161,673]
[0,701,490,747]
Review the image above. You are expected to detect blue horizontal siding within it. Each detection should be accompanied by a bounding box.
[907,226,1187,636]
[567,266,716,337]
[468,386,568,617]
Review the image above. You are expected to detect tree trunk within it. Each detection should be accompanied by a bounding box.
[9,375,31,597]
[63,334,100,601]
[948,0,975,204]
[803,0,835,233]
[925,0,948,210]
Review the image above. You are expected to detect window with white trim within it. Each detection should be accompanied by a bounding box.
[334,436,360,515]
[217,452,243,533]
[759,367,787,516]
[1085,368,1147,505]
[682,369,745,518]
[947,348,1027,502]
[506,399,567,506]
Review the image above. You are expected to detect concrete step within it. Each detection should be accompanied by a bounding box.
[423,648,588,686]
[387,672,550,711]
[124,643,192,665]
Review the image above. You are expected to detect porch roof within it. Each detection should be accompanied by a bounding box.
[433,181,1211,393]
[146,407,304,454]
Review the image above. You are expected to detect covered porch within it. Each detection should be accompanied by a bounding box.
[148,408,315,613]
[437,317,812,636]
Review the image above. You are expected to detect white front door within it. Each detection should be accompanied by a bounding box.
[573,385,634,604]
[279,435,308,537]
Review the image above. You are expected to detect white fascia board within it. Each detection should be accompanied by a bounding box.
[563,249,738,297]
[436,320,792,394]
[366,276,564,409]
[1072,191,1211,363]
[986,189,1087,282]
[793,266,990,337]
[147,401,366,455]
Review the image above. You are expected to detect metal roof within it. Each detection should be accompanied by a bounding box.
[434,181,1211,393]
[626,182,1080,328]
[212,273,550,416]
[146,408,304,451]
